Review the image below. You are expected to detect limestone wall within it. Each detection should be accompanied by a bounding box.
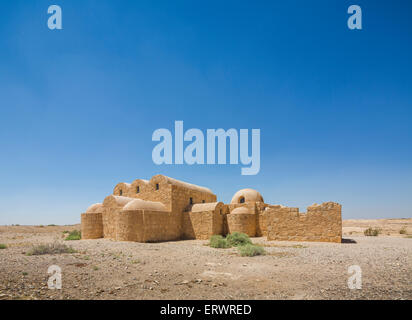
[266,202,342,243]
[221,208,228,236]
[113,183,132,197]
[81,175,342,244]
[116,209,177,242]
[108,175,217,241]
[182,202,225,239]
[81,212,103,239]
[142,211,178,242]
[116,178,173,211]
[115,210,144,242]
[228,202,257,214]
[226,202,268,237]
[172,184,217,239]
[227,208,257,237]
[102,195,134,239]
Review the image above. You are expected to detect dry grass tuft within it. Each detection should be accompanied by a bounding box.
[364,227,381,236]
[238,244,265,257]
[26,243,76,256]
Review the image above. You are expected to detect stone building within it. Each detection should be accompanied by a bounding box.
[81,174,342,243]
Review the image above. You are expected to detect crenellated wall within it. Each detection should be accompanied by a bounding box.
[266,202,342,243]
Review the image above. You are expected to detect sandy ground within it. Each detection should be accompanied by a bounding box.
[0,219,411,300]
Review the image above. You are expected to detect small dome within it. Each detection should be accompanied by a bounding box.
[231,189,264,204]
[123,199,167,212]
[231,207,252,215]
[86,203,104,213]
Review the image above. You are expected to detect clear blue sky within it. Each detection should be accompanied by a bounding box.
[0,0,411,224]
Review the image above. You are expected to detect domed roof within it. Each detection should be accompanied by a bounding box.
[113,182,132,196]
[103,195,134,207]
[231,207,252,214]
[231,189,264,204]
[86,203,104,213]
[123,199,167,212]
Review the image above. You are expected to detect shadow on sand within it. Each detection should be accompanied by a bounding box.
[341,238,357,244]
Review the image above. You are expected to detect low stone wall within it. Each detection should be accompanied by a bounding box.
[81,212,103,239]
[266,202,342,243]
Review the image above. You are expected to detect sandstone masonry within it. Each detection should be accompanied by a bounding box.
[81,174,342,243]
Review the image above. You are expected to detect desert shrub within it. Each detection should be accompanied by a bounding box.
[65,230,81,241]
[238,244,265,257]
[226,232,252,247]
[364,227,381,236]
[210,235,231,248]
[0,244,7,249]
[48,224,57,227]
[26,243,76,256]
[399,227,407,235]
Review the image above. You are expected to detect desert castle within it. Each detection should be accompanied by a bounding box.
[81,174,342,243]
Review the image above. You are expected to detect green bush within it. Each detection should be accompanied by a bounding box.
[210,235,231,248]
[364,227,381,236]
[65,230,81,241]
[0,244,7,249]
[399,227,407,235]
[26,243,76,256]
[226,232,252,247]
[238,244,265,257]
